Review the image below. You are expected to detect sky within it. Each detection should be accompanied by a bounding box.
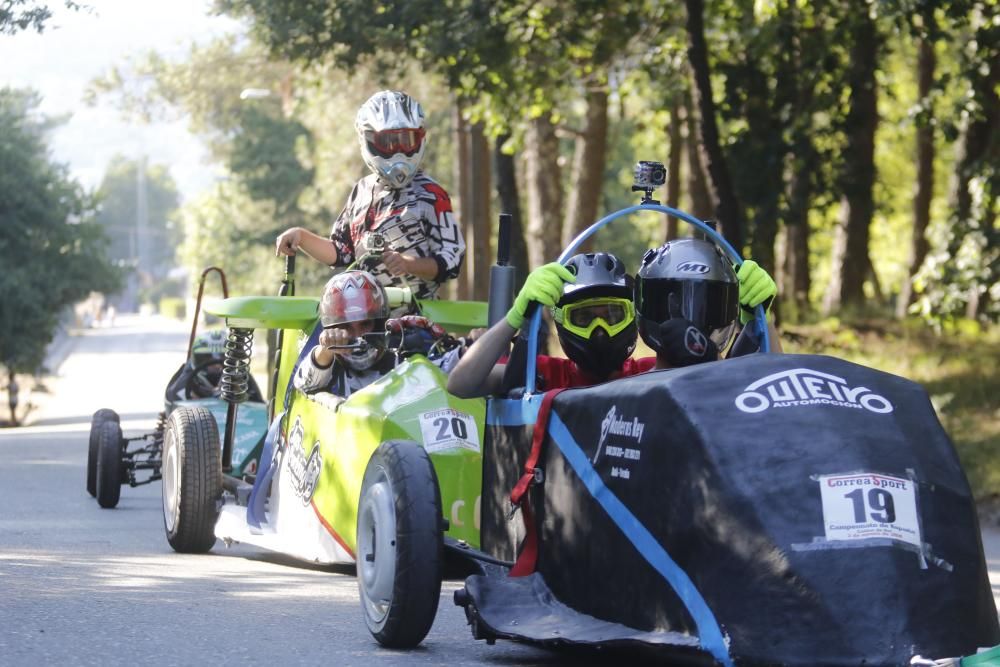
[0,0,242,201]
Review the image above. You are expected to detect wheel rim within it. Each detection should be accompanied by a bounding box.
[358,466,396,626]
[162,428,180,532]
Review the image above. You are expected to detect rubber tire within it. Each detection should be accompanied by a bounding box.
[357,440,443,648]
[161,406,221,553]
[87,408,119,497]
[95,419,124,509]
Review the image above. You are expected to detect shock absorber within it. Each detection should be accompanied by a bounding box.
[221,327,253,404]
[220,327,254,472]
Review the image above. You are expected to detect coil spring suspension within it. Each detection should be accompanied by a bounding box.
[221,327,253,404]
[153,411,167,446]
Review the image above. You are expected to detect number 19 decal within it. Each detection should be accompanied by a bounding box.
[817,472,921,548]
[419,409,480,454]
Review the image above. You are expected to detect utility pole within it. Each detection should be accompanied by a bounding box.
[136,155,149,276]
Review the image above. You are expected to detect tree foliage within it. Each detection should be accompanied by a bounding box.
[93,155,181,277]
[0,0,80,35]
[0,88,121,375]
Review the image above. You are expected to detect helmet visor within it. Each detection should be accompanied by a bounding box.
[638,279,738,333]
[554,297,635,339]
[365,128,425,158]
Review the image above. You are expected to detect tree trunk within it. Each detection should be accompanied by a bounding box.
[469,122,492,301]
[562,87,609,252]
[525,113,563,269]
[684,0,745,251]
[823,12,879,315]
[896,34,936,318]
[780,0,815,319]
[946,61,998,320]
[452,101,471,300]
[684,91,712,223]
[494,134,529,289]
[665,106,683,241]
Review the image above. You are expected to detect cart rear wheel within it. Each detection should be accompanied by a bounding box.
[95,419,124,508]
[357,440,443,648]
[88,408,119,497]
[161,406,221,553]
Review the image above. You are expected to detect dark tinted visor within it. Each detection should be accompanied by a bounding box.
[637,278,738,331]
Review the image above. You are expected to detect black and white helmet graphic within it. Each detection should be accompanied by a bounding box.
[635,238,740,355]
[355,90,427,189]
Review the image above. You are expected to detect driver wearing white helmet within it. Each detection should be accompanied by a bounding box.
[276,90,465,302]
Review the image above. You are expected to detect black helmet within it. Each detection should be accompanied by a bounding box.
[635,238,739,354]
[552,252,637,380]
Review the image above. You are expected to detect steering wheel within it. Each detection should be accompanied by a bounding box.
[184,358,224,399]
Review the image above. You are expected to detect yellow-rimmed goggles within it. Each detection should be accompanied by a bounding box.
[552,297,635,339]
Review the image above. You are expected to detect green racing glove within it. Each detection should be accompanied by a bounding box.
[736,260,776,325]
[506,262,576,330]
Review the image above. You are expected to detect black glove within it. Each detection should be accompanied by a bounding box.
[658,318,718,368]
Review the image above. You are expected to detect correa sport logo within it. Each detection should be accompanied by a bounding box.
[734,368,894,414]
[593,405,646,464]
[677,261,710,274]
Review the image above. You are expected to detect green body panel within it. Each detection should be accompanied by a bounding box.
[205,294,486,335]
[172,397,268,476]
[219,294,489,556]
[416,299,487,334]
[282,350,485,552]
[205,296,319,330]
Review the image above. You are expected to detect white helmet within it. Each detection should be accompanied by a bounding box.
[355,90,427,189]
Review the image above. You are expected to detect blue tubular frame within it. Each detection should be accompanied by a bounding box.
[525,203,770,394]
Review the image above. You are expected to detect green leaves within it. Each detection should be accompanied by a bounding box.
[0,87,122,375]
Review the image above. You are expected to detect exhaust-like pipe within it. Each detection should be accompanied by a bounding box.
[487,213,516,327]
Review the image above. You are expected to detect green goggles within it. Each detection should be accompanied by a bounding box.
[553,297,636,338]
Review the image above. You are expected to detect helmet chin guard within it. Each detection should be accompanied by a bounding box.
[342,344,383,371]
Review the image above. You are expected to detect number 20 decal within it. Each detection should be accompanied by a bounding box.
[434,416,468,441]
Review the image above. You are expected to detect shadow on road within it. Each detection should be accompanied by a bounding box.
[30,411,162,428]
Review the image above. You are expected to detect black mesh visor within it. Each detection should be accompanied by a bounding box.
[637,278,739,331]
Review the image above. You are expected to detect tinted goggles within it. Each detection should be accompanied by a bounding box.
[365,128,425,158]
[553,297,635,339]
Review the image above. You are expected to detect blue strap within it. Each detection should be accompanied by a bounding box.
[246,323,321,530]
[485,395,543,427]
[282,322,322,413]
[547,411,733,667]
[247,412,284,529]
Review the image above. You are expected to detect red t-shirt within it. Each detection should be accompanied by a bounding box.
[535,356,656,390]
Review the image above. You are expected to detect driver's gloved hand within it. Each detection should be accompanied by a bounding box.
[386,316,445,357]
[506,263,576,330]
[735,260,776,325]
[658,318,718,367]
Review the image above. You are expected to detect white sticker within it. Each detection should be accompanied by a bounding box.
[419,408,480,454]
[818,472,921,548]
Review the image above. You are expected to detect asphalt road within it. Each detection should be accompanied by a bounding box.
[1,314,997,666]
[0,315,570,666]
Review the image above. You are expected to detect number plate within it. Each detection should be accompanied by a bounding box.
[817,472,921,548]
[419,408,480,454]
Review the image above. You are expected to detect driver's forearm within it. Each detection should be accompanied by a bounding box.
[446,319,516,398]
[407,255,439,281]
[298,230,339,265]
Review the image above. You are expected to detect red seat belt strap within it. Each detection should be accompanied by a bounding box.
[509,388,564,577]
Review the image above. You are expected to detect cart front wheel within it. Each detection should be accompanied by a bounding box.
[357,440,443,648]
